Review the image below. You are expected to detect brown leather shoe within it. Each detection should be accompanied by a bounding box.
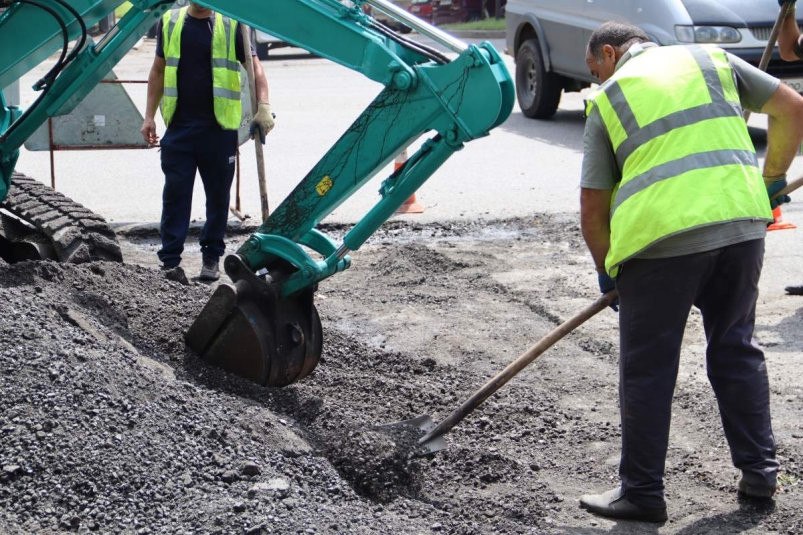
[580,486,667,523]
[784,284,803,296]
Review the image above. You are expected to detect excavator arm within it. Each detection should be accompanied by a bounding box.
[0,0,514,386]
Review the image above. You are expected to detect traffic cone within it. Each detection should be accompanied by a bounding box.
[768,206,796,231]
[393,150,424,214]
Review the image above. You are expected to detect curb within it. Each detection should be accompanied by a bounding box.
[445,30,505,39]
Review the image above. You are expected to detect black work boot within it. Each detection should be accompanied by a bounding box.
[199,259,220,281]
[784,284,803,295]
[738,473,777,500]
[580,486,667,523]
[162,265,189,286]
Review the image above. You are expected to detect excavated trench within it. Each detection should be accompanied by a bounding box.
[1,215,802,534]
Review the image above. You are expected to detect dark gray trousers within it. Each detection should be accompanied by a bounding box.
[616,238,778,508]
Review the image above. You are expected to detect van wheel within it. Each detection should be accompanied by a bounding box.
[515,38,562,119]
[256,42,270,61]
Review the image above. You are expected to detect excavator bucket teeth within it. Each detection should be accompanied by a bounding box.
[185,256,323,387]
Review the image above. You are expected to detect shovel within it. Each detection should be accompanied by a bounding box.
[744,1,795,122]
[380,290,619,458]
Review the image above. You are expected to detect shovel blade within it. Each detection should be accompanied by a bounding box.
[377,414,447,458]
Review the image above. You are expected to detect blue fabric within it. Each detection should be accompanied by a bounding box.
[155,14,250,128]
[157,126,237,267]
[616,239,777,509]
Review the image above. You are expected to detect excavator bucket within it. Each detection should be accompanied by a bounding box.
[185,255,323,387]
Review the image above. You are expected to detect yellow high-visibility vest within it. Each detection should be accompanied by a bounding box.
[585,45,772,276]
[161,7,241,129]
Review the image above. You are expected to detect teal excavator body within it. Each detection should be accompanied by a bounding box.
[0,0,514,386]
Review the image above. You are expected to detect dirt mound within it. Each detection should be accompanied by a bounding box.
[0,261,437,533]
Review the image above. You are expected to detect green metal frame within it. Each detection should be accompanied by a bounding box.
[0,0,514,297]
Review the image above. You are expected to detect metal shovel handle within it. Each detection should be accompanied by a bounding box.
[418,291,618,448]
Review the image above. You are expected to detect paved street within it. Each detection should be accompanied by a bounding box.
[12,33,803,295]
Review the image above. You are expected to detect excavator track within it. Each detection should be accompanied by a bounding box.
[0,172,122,263]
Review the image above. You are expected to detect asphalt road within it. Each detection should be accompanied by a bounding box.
[12,35,803,261]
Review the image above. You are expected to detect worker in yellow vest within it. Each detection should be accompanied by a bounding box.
[141,2,274,283]
[776,0,803,295]
[578,21,803,523]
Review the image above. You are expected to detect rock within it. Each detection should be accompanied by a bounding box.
[221,470,238,484]
[248,478,291,499]
[245,524,267,535]
[233,502,246,513]
[3,465,22,476]
[240,461,261,476]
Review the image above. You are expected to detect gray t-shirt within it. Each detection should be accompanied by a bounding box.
[581,45,779,260]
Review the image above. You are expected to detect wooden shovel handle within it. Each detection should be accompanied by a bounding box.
[242,26,270,222]
[773,175,803,199]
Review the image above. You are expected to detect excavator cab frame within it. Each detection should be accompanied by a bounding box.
[0,0,514,386]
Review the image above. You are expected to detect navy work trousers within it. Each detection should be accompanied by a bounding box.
[158,125,237,268]
[616,238,778,508]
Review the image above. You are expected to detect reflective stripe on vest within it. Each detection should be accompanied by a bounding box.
[584,45,772,276]
[160,8,242,129]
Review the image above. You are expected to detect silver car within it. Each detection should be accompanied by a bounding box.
[506,0,803,119]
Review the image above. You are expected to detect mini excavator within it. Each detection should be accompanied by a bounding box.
[0,0,513,386]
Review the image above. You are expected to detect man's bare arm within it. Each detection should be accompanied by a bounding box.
[140,56,166,145]
[580,188,613,272]
[761,82,803,179]
[252,56,270,104]
[778,5,802,62]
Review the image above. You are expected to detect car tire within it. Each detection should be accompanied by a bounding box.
[256,42,270,61]
[515,38,562,119]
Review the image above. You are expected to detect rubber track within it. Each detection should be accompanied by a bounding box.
[0,172,122,263]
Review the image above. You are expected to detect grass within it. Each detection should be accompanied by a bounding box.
[441,18,505,31]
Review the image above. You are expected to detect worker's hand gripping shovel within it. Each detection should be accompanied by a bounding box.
[379,291,619,458]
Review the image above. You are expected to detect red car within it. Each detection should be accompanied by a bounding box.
[410,0,462,26]
[409,0,505,26]
[408,0,434,23]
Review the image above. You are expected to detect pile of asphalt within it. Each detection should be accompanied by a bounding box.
[0,258,553,534]
[0,261,425,534]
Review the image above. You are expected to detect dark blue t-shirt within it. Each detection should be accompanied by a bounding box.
[156,14,254,128]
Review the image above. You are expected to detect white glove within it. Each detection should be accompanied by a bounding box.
[250,102,275,143]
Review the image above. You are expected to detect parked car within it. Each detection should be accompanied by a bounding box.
[408,0,504,25]
[506,0,803,119]
[409,0,435,22]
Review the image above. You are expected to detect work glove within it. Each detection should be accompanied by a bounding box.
[597,272,619,312]
[249,102,275,144]
[767,178,792,210]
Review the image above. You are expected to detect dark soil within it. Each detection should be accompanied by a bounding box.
[1,215,801,534]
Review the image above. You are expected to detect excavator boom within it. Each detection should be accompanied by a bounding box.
[0,0,514,386]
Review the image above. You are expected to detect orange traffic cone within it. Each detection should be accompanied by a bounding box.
[768,206,796,231]
[393,150,425,214]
